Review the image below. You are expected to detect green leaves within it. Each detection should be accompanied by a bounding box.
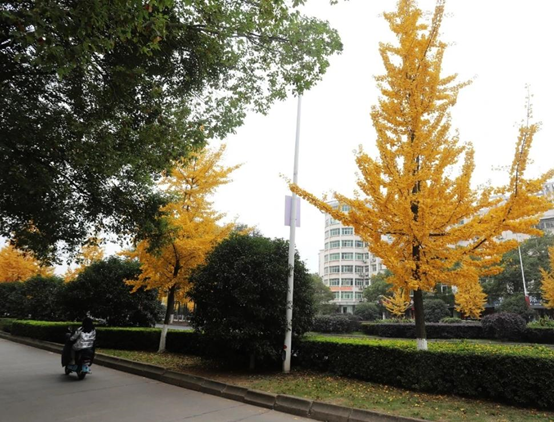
[1,1,341,260]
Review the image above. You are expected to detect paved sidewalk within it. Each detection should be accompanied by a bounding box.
[0,338,309,422]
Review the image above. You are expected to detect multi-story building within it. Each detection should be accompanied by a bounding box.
[318,201,386,314]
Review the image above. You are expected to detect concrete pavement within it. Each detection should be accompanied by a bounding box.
[0,339,310,422]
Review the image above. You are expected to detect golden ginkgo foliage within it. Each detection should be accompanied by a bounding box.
[382,289,411,318]
[290,0,553,349]
[122,145,238,351]
[0,244,54,282]
[540,246,554,309]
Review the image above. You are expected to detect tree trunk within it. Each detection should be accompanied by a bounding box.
[413,288,427,350]
[159,285,176,352]
[249,353,256,371]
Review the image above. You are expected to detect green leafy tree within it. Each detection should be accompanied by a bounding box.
[363,270,393,303]
[61,257,163,326]
[21,275,64,321]
[0,281,25,318]
[497,293,537,322]
[0,1,342,260]
[189,234,314,369]
[354,302,380,321]
[483,235,554,303]
[310,273,335,315]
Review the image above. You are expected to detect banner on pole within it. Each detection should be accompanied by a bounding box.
[284,195,301,227]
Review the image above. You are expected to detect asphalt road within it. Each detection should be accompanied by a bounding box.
[0,339,309,422]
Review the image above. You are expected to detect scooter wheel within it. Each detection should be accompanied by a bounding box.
[77,371,86,380]
[64,367,71,375]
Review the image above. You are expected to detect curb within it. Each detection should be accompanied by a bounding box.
[0,332,424,422]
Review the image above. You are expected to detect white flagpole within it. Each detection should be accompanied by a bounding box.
[283,95,302,374]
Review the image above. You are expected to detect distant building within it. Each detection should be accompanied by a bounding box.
[318,201,386,314]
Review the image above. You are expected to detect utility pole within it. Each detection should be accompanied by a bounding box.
[283,95,302,374]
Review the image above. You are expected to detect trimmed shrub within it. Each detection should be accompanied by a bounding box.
[354,303,380,321]
[524,327,554,344]
[423,299,450,322]
[361,322,485,339]
[482,312,527,341]
[9,320,163,350]
[0,318,15,332]
[440,317,463,324]
[312,315,352,333]
[312,314,362,333]
[295,337,554,408]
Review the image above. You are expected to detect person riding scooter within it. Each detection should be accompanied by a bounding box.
[63,317,96,379]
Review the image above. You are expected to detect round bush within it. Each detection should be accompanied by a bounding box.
[423,299,450,322]
[312,315,353,333]
[354,302,380,321]
[482,312,527,340]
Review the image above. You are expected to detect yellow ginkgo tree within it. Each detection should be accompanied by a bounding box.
[122,145,238,351]
[0,244,53,282]
[540,246,554,309]
[291,0,553,349]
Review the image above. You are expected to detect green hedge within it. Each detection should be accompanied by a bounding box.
[361,322,554,344]
[0,318,16,333]
[295,336,554,409]
[8,320,205,352]
[361,322,486,339]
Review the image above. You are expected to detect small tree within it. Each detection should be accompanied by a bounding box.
[310,273,335,315]
[123,146,236,351]
[60,257,162,326]
[189,234,314,369]
[540,246,554,309]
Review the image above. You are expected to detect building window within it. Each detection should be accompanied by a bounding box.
[342,227,353,235]
[355,253,364,260]
[324,254,329,263]
[355,240,364,248]
[333,292,340,299]
[329,253,340,261]
[341,265,353,273]
[330,228,341,237]
[329,241,340,249]
[342,292,353,300]
[355,292,363,300]
[324,266,329,274]
[355,279,364,286]
[355,266,364,274]
[372,264,377,272]
[325,231,329,239]
[330,218,340,225]
[329,266,340,274]
[341,205,351,212]
[342,240,353,248]
[330,278,340,286]
[341,253,353,260]
[342,278,353,286]
[324,242,329,250]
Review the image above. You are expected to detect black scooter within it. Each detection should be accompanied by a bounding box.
[61,329,95,380]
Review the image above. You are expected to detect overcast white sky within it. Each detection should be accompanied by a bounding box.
[208,0,554,274]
